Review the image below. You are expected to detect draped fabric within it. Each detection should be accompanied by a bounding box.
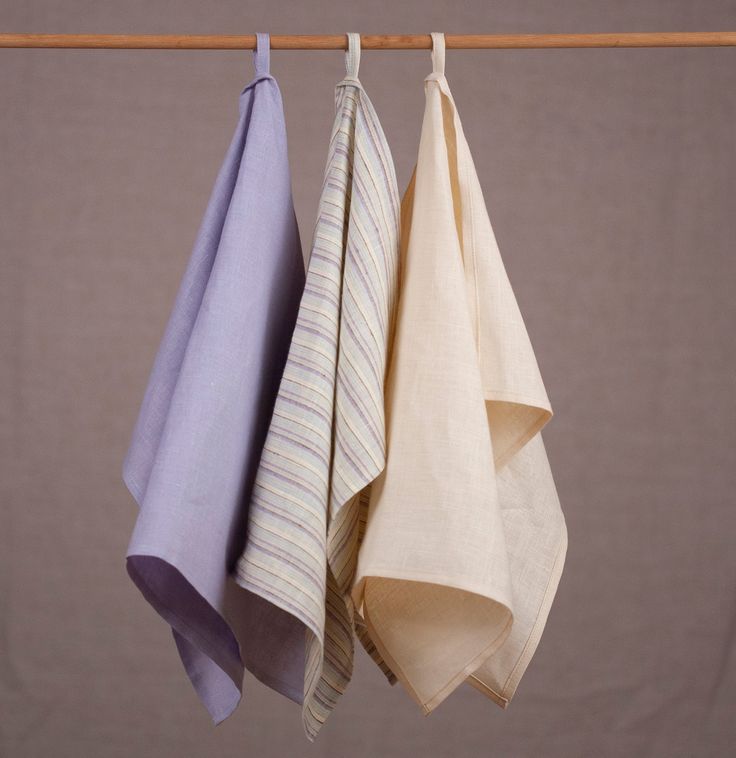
[352,33,568,714]
[122,34,306,724]
[235,34,400,740]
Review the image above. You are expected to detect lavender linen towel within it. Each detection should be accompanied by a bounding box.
[122,34,306,724]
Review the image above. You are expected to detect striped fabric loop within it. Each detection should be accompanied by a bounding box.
[345,32,361,79]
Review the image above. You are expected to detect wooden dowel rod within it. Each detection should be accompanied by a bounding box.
[1,32,736,50]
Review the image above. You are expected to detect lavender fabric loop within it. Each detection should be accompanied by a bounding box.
[254,32,270,75]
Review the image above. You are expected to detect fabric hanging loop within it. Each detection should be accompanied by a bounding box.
[430,31,445,75]
[254,31,269,75]
[345,32,360,80]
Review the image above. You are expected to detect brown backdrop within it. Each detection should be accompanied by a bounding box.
[2,2,735,757]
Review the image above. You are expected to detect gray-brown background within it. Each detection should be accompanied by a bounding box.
[2,2,735,756]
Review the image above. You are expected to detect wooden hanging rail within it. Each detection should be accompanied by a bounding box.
[1,32,736,50]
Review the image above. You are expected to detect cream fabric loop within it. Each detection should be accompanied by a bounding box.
[345,33,361,78]
[430,32,445,75]
[254,32,270,75]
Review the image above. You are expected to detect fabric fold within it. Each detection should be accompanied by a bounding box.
[235,33,400,740]
[122,33,306,724]
[352,32,568,715]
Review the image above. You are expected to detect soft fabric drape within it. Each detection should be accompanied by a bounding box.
[122,34,306,724]
[235,33,400,740]
[352,32,568,714]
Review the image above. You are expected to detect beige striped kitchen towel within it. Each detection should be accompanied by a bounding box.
[352,32,568,714]
[235,33,400,740]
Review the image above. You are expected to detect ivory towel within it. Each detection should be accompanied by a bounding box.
[122,34,306,724]
[235,33,400,739]
[352,33,568,714]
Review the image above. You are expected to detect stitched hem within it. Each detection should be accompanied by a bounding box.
[125,554,243,724]
[359,575,514,714]
[468,520,568,705]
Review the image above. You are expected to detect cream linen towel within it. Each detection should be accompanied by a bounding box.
[352,33,568,714]
[235,34,400,739]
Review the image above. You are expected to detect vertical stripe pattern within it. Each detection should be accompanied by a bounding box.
[235,72,399,739]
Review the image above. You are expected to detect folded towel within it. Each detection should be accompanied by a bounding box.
[235,33,400,739]
[352,32,568,714]
[122,33,306,724]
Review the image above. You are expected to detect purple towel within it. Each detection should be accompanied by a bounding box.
[122,33,306,724]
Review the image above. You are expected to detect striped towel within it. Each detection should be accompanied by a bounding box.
[235,33,400,739]
[352,33,568,714]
